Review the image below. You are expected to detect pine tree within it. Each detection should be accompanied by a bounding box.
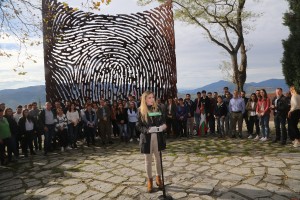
[282,0,300,90]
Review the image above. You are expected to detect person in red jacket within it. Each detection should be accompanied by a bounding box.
[256,89,271,142]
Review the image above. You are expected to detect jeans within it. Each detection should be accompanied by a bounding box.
[216,117,225,136]
[128,122,136,139]
[68,124,78,146]
[248,115,260,135]
[118,124,128,138]
[33,132,42,150]
[10,134,19,157]
[21,131,34,155]
[225,113,231,135]
[44,124,55,153]
[178,119,187,136]
[259,115,270,138]
[194,113,201,132]
[85,126,95,145]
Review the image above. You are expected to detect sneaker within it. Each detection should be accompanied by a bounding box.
[254,135,259,140]
[248,135,253,139]
[129,138,133,142]
[260,137,265,141]
[262,137,267,142]
[66,146,72,150]
[137,138,140,142]
[293,140,299,148]
[61,147,64,152]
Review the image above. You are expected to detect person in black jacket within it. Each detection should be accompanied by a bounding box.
[166,97,177,137]
[18,109,37,157]
[200,90,211,135]
[241,91,250,134]
[83,104,97,146]
[193,92,202,134]
[116,103,128,142]
[39,102,56,155]
[136,91,167,193]
[214,96,228,137]
[270,88,289,145]
[4,108,19,158]
[184,94,194,136]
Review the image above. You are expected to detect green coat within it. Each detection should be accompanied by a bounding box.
[0,117,11,139]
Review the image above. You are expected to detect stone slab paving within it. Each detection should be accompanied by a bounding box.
[1,135,300,199]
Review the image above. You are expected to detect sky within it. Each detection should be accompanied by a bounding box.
[0,0,290,90]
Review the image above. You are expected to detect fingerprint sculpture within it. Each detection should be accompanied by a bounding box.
[42,0,177,104]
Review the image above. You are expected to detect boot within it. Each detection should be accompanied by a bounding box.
[147,178,153,193]
[156,176,163,189]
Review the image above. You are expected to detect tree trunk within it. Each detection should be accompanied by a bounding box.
[231,42,247,92]
[238,41,247,92]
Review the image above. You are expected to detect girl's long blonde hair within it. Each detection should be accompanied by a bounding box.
[290,85,298,95]
[140,91,158,123]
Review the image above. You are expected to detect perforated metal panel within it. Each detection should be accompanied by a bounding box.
[42,0,177,104]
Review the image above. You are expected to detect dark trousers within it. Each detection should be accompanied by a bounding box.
[248,115,260,135]
[85,126,95,145]
[230,112,243,136]
[98,120,112,143]
[112,120,119,137]
[21,131,34,155]
[68,124,78,146]
[289,110,300,140]
[208,115,215,134]
[243,112,249,133]
[33,132,42,150]
[128,122,136,139]
[77,122,84,139]
[178,119,187,136]
[0,137,13,164]
[57,129,68,148]
[287,117,294,140]
[10,134,19,157]
[166,117,177,136]
[44,124,55,153]
[274,114,287,141]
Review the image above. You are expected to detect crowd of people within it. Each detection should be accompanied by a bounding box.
[0,85,300,166]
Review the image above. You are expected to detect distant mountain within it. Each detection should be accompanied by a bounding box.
[0,79,289,108]
[178,79,289,96]
[0,85,46,109]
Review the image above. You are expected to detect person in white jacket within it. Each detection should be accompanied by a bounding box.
[55,108,68,152]
[66,102,80,149]
[127,102,138,142]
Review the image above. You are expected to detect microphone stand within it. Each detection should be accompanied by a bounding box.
[158,134,173,200]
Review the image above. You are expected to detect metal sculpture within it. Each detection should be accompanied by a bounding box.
[42,0,177,104]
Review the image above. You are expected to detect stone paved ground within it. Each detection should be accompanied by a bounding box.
[1,130,300,200]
